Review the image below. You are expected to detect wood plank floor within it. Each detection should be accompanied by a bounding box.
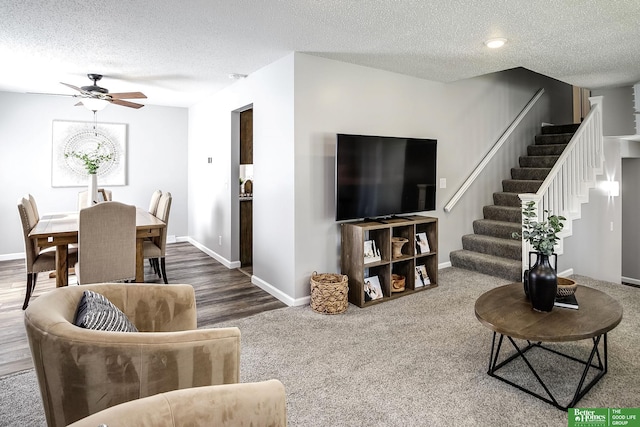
[0,242,286,377]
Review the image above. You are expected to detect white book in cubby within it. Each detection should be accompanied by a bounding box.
[415,264,430,288]
[415,232,430,254]
[364,240,381,264]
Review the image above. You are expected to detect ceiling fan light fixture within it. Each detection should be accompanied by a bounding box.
[484,38,507,49]
[81,98,110,111]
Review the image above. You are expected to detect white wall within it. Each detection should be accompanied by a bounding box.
[188,54,296,301]
[558,137,622,283]
[0,91,188,257]
[592,86,636,136]
[189,52,574,304]
[568,86,640,284]
[622,157,640,282]
[292,55,574,301]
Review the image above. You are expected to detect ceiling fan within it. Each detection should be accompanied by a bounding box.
[60,73,147,110]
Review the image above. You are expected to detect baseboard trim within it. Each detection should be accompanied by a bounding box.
[251,275,302,307]
[0,252,23,262]
[185,237,240,269]
[558,268,574,278]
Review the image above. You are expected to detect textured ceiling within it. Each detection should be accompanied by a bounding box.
[1,0,639,108]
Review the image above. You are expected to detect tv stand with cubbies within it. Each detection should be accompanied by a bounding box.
[341,215,438,307]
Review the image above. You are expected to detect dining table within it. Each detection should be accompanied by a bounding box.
[28,207,166,286]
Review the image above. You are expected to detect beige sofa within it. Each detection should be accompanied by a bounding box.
[68,379,287,426]
[24,283,241,427]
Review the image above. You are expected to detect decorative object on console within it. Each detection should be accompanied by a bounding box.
[391,237,408,259]
[512,201,566,312]
[391,274,405,292]
[244,179,253,195]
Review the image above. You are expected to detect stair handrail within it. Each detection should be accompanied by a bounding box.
[444,88,545,213]
[518,96,604,273]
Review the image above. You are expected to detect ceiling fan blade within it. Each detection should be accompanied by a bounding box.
[110,99,145,109]
[109,91,147,99]
[61,82,96,98]
[60,82,83,92]
[27,91,74,97]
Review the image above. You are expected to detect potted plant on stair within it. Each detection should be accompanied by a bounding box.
[512,201,566,312]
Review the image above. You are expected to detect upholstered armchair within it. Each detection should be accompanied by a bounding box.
[67,380,287,426]
[24,283,241,427]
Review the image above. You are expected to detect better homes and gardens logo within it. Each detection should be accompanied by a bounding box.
[569,408,640,427]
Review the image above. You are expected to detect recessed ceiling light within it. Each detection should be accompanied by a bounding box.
[484,38,507,49]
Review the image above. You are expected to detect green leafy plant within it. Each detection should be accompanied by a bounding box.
[65,143,113,174]
[512,201,566,256]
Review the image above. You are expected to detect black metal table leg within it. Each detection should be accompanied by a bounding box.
[485,332,608,411]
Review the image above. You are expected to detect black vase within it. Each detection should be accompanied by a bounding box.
[528,252,557,312]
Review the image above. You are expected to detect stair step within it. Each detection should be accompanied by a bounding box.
[473,219,522,239]
[462,234,522,260]
[511,167,551,180]
[541,123,580,135]
[492,192,521,207]
[483,205,521,223]
[519,156,559,168]
[535,133,574,145]
[448,122,580,283]
[528,144,567,156]
[450,249,523,282]
[502,179,542,193]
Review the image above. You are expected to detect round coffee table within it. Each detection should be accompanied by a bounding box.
[475,282,623,410]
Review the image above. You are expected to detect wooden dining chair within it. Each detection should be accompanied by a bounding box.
[148,189,162,215]
[77,188,113,210]
[76,201,136,285]
[143,192,172,283]
[17,196,77,309]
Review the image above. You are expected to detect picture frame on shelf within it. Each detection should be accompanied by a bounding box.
[364,275,384,301]
[415,264,430,288]
[415,232,430,254]
[364,240,381,264]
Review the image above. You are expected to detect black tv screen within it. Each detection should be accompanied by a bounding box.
[335,134,437,221]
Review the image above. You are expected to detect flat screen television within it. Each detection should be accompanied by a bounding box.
[335,133,437,221]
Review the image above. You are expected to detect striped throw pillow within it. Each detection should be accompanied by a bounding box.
[73,290,138,332]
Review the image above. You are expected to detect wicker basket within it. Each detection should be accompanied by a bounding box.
[310,271,349,314]
[391,274,405,292]
[556,277,578,297]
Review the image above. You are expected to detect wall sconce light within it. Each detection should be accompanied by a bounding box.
[600,180,620,197]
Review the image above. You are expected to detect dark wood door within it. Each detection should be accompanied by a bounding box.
[240,109,253,164]
[240,199,252,266]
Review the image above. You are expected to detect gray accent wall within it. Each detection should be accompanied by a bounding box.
[188,53,574,305]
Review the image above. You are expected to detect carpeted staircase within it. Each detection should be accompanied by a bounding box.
[450,123,580,282]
